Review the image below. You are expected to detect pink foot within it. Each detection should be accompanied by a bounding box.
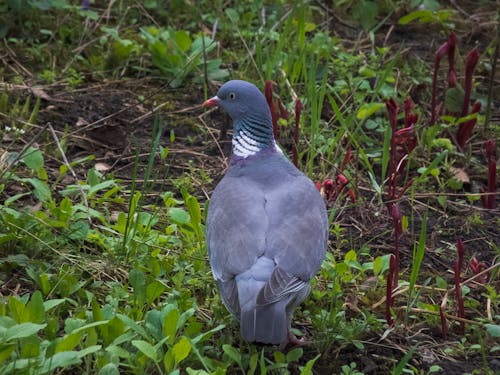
[279,331,309,350]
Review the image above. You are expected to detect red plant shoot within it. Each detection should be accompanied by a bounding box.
[462,48,480,118]
[386,254,396,327]
[265,80,279,139]
[456,101,481,150]
[481,139,497,209]
[292,99,302,168]
[430,38,450,126]
[455,240,465,335]
[384,98,418,290]
[447,32,457,88]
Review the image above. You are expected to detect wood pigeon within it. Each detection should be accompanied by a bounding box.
[203,80,328,346]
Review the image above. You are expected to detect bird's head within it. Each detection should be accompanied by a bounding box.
[203,80,272,124]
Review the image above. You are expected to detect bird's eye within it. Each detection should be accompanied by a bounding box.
[229,92,236,100]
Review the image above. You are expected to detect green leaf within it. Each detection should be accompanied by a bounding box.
[146,279,168,304]
[129,268,147,305]
[174,30,191,52]
[286,347,303,362]
[99,363,120,375]
[43,298,65,311]
[88,180,116,197]
[56,332,82,352]
[444,87,465,113]
[345,249,357,262]
[5,322,47,341]
[392,345,416,375]
[22,147,44,171]
[21,178,51,202]
[27,291,45,323]
[8,296,29,323]
[300,354,320,375]
[117,314,149,339]
[168,207,190,224]
[485,324,500,337]
[0,346,15,366]
[132,340,158,362]
[172,336,191,363]
[163,307,180,343]
[356,102,384,120]
[398,10,433,25]
[373,256,383,276]
[222,344,242,367]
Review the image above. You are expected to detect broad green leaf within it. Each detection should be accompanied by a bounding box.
[274,351,285,363]
[485,324,500,337]
[174,30,191,52]
[106,344,132,359]
[117,314,149,339]
[41,351,81,373]
[186,196,201,226]
[129,268,146,305]
[168,207,190,224]
[164,350,175,372]
[132,340,158,362]
[146,280,168,305]
[56,332,82,352]
[356,102,384,120]
[222,344,241,366]
[345,249,357,262]
[8,296,29,323]
[21,147,44,171]
[0,346,15,366]
[444,87,464,113]
[99,363,120,375]
[163,307,180,343]
[27,291,45,323]
[286,347,303,362]
[373,256,383,276]
[172,337,191,364]
[5,322,47,341]
[21,178,51,202]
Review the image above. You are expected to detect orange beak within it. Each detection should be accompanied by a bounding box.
[202,96,220,107]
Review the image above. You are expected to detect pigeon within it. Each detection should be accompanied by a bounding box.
[203,80,328,346]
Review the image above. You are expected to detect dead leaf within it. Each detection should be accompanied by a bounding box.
[95,162,112,172]
[30,87,53,101]
[450,167,470,183]
[76,117,89,127]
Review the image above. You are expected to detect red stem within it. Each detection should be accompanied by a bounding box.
[265,80,279,139]
[430,40,449,126]
[485,139,497,209]
[292,99,302,168]
[447,32,457,88]
[462,48,480,118]
[386,254,395,326]
[455,240,465,335]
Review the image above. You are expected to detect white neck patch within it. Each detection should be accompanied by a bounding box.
[232,130,281,158]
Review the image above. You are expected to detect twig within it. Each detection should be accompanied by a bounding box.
[198,110,228,170]
[48,123,91,224]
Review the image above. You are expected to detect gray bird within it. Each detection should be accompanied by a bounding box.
[203,80,328,346]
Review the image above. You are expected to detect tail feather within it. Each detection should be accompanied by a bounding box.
[240,300,288,344]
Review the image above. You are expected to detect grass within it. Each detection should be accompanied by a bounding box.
[0,1,499,374]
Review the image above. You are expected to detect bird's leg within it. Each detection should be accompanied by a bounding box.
[279,331,309,350]
[287,331,309,346]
